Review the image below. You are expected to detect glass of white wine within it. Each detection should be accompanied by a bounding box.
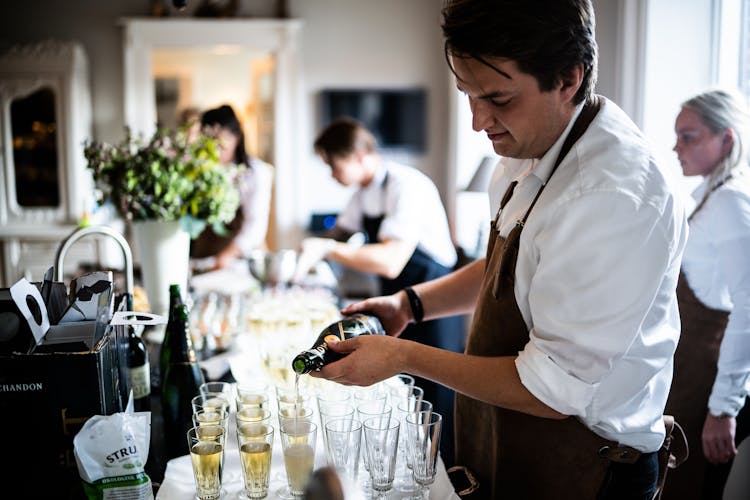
[279,421,317,499]
[192,408,229,433]
[187,425,225,500]
[236,382,269,411]
[236,407,272,427]
[236,423,274,499]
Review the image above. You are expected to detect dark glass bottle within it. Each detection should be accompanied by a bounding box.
[292,313,385,374]
[127,324,151,412]
[159,283,184,390]
[161,303,205,459]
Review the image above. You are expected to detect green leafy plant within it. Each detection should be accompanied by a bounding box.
[84,126,242,238]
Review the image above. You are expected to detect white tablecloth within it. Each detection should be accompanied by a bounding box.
[155,416,459,500]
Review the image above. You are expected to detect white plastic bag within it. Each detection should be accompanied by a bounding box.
[73,398,153,500]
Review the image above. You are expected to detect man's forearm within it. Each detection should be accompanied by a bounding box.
[412,258,485,320]
[328,240,415,279]
[400,339,567,419]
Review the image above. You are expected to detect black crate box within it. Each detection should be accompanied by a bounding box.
[0,322,125,499]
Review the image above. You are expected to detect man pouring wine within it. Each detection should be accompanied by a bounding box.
[310,1,688,498]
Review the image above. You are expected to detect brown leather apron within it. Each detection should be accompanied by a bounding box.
[660,274,730,499]
[455,96,637,499]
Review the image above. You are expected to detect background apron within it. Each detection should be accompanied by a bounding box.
[363,171,465,467]
[662,176,750,499]
[661,273,731,500]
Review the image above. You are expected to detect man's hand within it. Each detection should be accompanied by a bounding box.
[293,237,337,282]
[341,291,412,337]
[702,412,737,464]
[309,335,407,386]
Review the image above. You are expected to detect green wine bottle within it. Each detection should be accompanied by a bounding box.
[161,303,205,459]
[159,283,184,391]
[126,324,151,412]
[292,313,385,374]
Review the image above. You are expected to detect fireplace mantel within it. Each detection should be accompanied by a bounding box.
[120,17,306,250]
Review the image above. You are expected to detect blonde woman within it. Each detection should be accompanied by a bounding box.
[664,89,750,499]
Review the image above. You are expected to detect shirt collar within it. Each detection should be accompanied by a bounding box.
[528,100,586,185]
[361,162,388,193]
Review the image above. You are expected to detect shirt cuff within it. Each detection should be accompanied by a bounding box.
[515,340,598,416]
[708,372,750,417]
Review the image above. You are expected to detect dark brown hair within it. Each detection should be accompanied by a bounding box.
[201,104,249,166]
[442,0,598,104]
[313,118,377,162]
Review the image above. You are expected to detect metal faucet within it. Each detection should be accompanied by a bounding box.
[54,225,134,298]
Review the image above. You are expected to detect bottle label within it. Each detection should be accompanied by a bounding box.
[129,362,151,399]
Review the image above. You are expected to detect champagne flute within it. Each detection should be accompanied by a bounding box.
[324,418,362,483]
[363,416,400,498]
[405,411,443,499]
[187,425,225,500]
[279,421,317,499]
[236,423,274,499]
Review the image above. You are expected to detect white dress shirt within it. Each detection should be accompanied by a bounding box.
[336,161,457,269]
[488,97,689,452]
[682,166,750,417]
[235,159,274,257]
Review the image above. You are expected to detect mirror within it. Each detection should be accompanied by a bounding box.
[151,46,276,163]
[10,87,61,207]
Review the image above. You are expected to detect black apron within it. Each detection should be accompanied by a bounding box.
[362,170,465,467]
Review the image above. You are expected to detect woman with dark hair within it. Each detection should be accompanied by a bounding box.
[190,104,273,269]
[662,89,750,499]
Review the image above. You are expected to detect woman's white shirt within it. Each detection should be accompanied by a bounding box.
[488,97,688,452]
[682,167,750,416]
[235,160,274,256]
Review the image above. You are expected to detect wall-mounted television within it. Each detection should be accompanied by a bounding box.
[319,88,427,153]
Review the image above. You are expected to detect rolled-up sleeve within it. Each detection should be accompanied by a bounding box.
[708,191,750,416]
[515,190,677,417]
[516,341,599,415]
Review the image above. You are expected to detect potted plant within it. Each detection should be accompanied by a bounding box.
[84,126,242,317]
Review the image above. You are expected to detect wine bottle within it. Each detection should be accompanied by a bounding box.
[159,283,184,391]
[127,324,151,412]
[161,303,206,459]
[292,313,385,374]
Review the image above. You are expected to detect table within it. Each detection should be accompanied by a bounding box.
[155,415,459,500]
[146,284,459,499]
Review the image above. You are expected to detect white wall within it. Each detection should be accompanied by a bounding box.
[642,0,715,198]
[292,0,449,220]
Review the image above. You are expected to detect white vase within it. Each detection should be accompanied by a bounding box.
[132,220,190,320]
